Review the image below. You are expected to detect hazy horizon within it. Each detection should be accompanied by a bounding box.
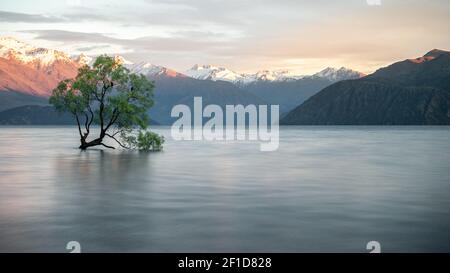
[1,0,450,74]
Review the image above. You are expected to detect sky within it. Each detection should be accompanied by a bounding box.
[0,0,449,74]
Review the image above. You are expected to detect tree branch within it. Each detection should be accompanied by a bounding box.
[109,128,124,137]
[100,143,115,149]
[93,91,101,101]
[104,109,120,132]
[105,133,129,149]
[74,113,83,139]
[87,104,94,130]
[99,103,105,132]
[98,81,109,132]
[83,112,89,136]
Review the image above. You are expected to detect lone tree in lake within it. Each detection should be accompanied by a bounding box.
[50,55,164,151]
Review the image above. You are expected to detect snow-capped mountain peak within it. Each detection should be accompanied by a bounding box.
[0,36,35,53]
[68,53,183,78]
[72,53,93,66]
[0,36,80,96]
[0,36,73,67]
[113,55,133,66]
[185,64,244,82]
[313,67,365,81]
[1,36,364,87]
[130,62,164,75]
[129,61,184,78]
[185,65,307,84]
[251,70,305,82]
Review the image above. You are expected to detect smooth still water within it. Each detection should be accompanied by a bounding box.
[0,126,449,252]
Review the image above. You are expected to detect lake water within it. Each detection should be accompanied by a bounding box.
[0,126,449,252]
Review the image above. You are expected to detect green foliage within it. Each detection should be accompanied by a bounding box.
[122,130,165,151]
[49,79,88,115]
[137,131,165,151]
[49,55,163,151]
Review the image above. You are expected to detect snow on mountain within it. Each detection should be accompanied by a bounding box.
[0,36,365,97]
[185,64,363,84]
[0,37,80,96]
[70,54,132,67]
[130,62,162,75]
[312,67,365,81]
[69,53,183,78]
[0,35,181,97]
[0,36,74,68]
[71,53,93,66]
[185,64,246,83]
[127,61,183,78]
[247,70,305,82]
[185,65,306,84]
[113,55,133,66]
[0,37,147,74]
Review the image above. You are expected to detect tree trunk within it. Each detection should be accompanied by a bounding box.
[79,136,114,150]
[79,138,100,150]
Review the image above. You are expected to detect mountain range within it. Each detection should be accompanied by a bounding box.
[184,64,363,85]
[2,36,448,126]
[0,37,80,97]
[281,49,450,125]
[0,36,363,124]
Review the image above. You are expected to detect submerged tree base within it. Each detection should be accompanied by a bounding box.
[79,139,115,150]
[78,130,164,151]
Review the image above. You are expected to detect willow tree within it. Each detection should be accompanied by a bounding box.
[50,55,164,151]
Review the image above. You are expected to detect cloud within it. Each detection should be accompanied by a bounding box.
[0,10,66,23]
[6,0,450,73]
[22,29,120,43]
[0,8,120,25]
[76,44,110,51]
[22,29,232,53]
[66,0,82,7]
